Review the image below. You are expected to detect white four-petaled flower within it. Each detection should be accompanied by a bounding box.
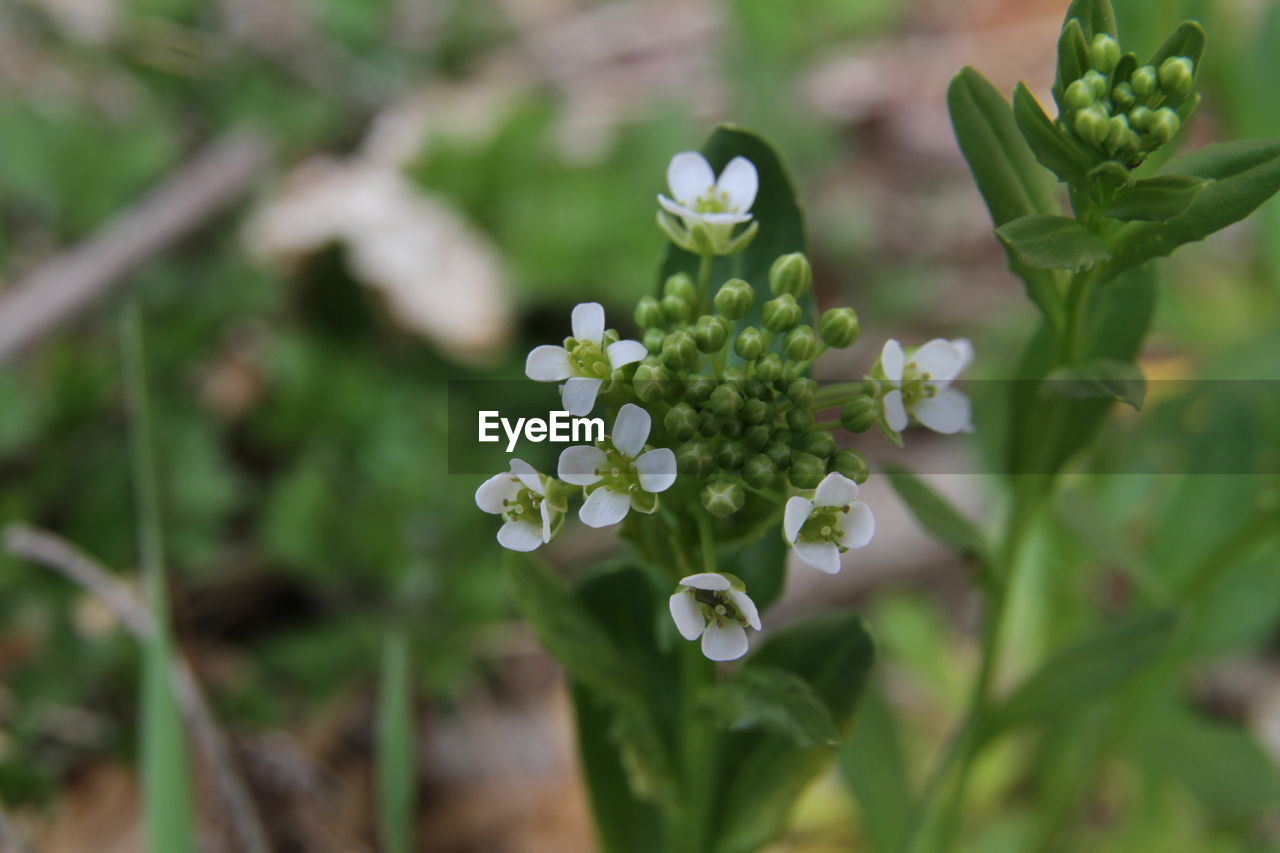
[525,302,647,415]
[668,572,762,662]
[784,472,875,574]
[474,458,559,551]
[656,152,759,255]
[880,338,974,436]
[557,403,677,528]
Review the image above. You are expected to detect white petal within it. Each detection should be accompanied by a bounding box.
[579,487,631,528]
[497,520,544,552]
[540,500,553,542]
[881,339,905,382]
[952,338,974,372]
[611,403,651,457]
[508,458,542,494]
[783,496,813,543]
[884,389,909,432]
[701,621,749,662]
[635,448,677,493]
[913,389,972,435]
[562,377,602,416]
[606,339,647,369]
[669,592,706,641]
[557,445,606,486]
[729,590,761,631]
[716,156,758,212]
[667,151,715,204]
[679,572,731,591]
[814,472,859,508]
[571,302,606,345]
[794,541,842,574]
[658,194,698,220]
[912,339,965,382]
[840,502,875,549]
[525,345,572,381]
[475,474,519,514]
[699,211,753,226]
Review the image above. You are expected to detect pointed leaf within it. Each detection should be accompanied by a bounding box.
[839,685,913,853]
[1046,358,1146,410]
[1013,83,1092,187]
[705,665,840,747]
[1063,0,1117,40]
[996,215,1111,270]
[1053,20,1090,106]
[1148,20,1206,71]
[1104,174,1208,222]
[882,464,987,560]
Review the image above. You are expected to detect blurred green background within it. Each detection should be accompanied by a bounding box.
[1,0,1278,850]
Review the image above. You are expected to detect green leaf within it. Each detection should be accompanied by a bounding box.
[376,630,416,853]
[882,464,987,560]
[839,684,913,853]
[1102,139,1280,279]
[1104,174,1207,222]
[1053,20,1090,106]
[658,126,808,331]
[1062,0,1117,40]
[710,613,874,853]
[996,215,1111,270]
[1013,83,1092,187]
[725,528,788,611]
[705,665,840,747]
[1045,358,1146,410]
[140,627,196,853]
[1148,20,1206,71]
[989,611,1176,736]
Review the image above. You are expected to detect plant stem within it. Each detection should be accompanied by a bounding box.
[697,253,715,312]
[677,518,718,853]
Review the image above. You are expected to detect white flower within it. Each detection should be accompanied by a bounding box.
[474,458,559,551]
[783,473,875,574]
[557,403,677,528]
[668,572,762,662]
[525,302,647,415]
[880,338,974,435]
[656,152,759,255]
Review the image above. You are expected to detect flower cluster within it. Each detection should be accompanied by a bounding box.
[475,150,974,660]
[1058,33,1198,167]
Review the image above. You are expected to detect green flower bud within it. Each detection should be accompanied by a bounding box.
[1105,115,1134,153]
[741,398,770,424]
[1158,56,1193,98]
[709,383,743,416]
[743,454,777,489]
[715,440,746,471]
[714,278,754,319]
[798,430,836,459]
[677,441,715,477]
[783,325,817,361]
[1063,78,1094,110]
[718,416,744,440]
[744,379,767,399]
[663,272,696,303]
[1089,33,1119,73]
[664,402,699,441]
[1112,81,1136,110]
[662,292,692,324]
[684,374,716,403]
[1131,65,1158,98]
[743,423,772,451]
[1083,69,1108,99]
[785,406,813,432]
[768,252,812,297]
[787,378,816,407]
[722,364,745,382]
[634,295,665,329]
[788,451,825,490]
[755,353,783,381]
[1128,105,1154,131]
[765,441,792,468]
[661,330,697,370]
[702,480,744,517]
[1074,105,1109,145]
[840,397,878,433]
[643,326,666,354]
[633,362,669,403]
[832,448,869,484]
[761,294,801,332]
[734,327,766,361]
[699,410,718,437]
[693,315,728,353]
[1149,106,1180,144]
[818,307,860,348]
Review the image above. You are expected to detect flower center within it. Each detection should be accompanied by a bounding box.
[900,361,938,409]
[799,505,848,545]
[594,445,641,493]
[691,588,742,625]
[692,189,735,215]
[502,486,543,524]
[565,337,612,378]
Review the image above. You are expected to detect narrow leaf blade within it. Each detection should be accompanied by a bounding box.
[1104,174,1208,222]
[883,464,987,559]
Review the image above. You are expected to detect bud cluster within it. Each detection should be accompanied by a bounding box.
[1060,33,1198,166]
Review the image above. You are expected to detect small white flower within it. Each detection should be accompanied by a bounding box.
[783,473,875,574]
[880,338,974,435]
[525,302,647,416]
[668,572,762,662]
[557,403,677,528]
[474,458,559,551]
[656,152,759,255]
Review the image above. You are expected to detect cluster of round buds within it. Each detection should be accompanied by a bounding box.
[1060,33,1198,166]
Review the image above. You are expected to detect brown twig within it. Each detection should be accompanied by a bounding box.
[3,523,273,853]
[0,130,272,363]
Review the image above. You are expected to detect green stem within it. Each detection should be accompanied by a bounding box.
[697,253,715,313]
[677,518,718,853]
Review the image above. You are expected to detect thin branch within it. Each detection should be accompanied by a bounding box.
[3,523,273,853]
